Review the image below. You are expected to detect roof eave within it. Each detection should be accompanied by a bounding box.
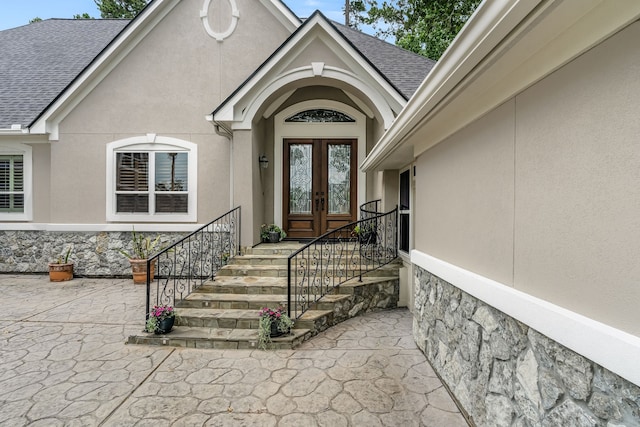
[362,0,640,172]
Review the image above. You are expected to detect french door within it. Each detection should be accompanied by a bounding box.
[283,139,357,239]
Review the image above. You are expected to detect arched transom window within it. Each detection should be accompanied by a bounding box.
[285,109,355,123]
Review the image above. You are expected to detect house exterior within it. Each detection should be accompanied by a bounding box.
[2,0,640,424]
[0,0,432,281]
[363,0,640,424]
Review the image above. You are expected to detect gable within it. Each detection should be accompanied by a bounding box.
[21,0,300,140]
[212,12,418,130]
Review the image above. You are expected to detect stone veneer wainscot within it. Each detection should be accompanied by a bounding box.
[413,266,640,427]
[0,231,186,276]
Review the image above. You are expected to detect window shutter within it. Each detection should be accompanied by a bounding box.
[0,155,25,212]
[116,153,149,213]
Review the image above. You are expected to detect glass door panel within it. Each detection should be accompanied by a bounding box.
[327,144,351,214]
[289,144,313,214]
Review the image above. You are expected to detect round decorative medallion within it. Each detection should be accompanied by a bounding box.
[200,0,239,42]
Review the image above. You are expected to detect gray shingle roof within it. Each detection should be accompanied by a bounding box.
[331,22,436,99]
[0,19,129,129]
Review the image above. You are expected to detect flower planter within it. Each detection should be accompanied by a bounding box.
[48,263,74,282]
[270,320,286,338]
[268,231,281,243]
[154,316,174,335]
[129,259,156,284]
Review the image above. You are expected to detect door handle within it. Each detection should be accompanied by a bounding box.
[321,197,325,211]
[315,198,320,211]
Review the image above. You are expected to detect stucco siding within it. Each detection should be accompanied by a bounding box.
[513,21,640,335]
[51,0,289,225]
[415,100,516,287]
[413,22,640,336]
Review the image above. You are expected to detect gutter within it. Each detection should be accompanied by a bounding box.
[361,0,542,172]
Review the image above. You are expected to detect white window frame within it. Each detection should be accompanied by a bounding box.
[0,143,32,221]
[106,135,197,222]
[398,165,413,256]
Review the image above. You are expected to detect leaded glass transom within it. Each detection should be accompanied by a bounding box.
[285,109,355,123]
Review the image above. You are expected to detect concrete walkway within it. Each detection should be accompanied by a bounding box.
[0,275,468,426]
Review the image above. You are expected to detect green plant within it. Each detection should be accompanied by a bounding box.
[257,306,294,350]
[145,304,176,333]
[54,246,72,264]
[119,228,162,259]
[260,224,287,241]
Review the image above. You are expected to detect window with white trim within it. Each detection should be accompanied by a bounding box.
[399,167,411,253]
[0,143,32,221]
[107,136,197,222]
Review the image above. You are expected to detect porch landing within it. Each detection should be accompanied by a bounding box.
[128,241,401,349]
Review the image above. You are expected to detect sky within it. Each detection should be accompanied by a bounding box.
[0,0,351,31]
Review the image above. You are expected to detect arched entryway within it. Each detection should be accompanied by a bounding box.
[274,100,367,239]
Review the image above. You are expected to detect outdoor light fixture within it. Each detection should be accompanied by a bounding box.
[259,155,269,169]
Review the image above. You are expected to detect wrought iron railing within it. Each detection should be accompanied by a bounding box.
[145,206,241,323]
[287,205,398,319]
[360,199,381,220]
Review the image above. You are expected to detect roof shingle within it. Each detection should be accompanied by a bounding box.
[0,19,129,129]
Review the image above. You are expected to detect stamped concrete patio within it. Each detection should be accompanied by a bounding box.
[0,274,468,426]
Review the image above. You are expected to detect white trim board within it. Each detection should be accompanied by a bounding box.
[411,250,640,387]
[0,223,202,232]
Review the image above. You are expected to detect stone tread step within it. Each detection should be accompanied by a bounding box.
[217,264,400,278]
[176,307,332,322]
[197,275,398,295]
[127,327,311,350]
[176,293,350,310]
[232,254,290,265]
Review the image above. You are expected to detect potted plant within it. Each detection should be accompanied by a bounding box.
[48,246,74,282]
[146,304,176,334]
[257,306,294,350]
[119,228,162,284]
[221,252,230,265]
[352,222,377,245]
[260,224,287,243]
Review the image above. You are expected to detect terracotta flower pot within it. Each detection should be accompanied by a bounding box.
[129,259,156,284]
[48,263,74,282]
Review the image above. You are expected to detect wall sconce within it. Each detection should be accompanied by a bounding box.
[259,155,269,169]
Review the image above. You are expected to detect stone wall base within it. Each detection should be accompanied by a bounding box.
[0,230,186,277]
[413,266,640,427]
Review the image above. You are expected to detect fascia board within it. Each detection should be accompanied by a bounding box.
[29,0,179,139]
[262,0,302,30]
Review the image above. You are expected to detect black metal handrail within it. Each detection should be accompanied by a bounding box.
[145,206,241,324]
[360,199,381,219]
[287,204,398,319]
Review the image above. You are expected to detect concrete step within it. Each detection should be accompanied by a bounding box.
[127,327,311,350]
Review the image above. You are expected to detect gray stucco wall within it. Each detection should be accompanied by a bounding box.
[414,266,640,427]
